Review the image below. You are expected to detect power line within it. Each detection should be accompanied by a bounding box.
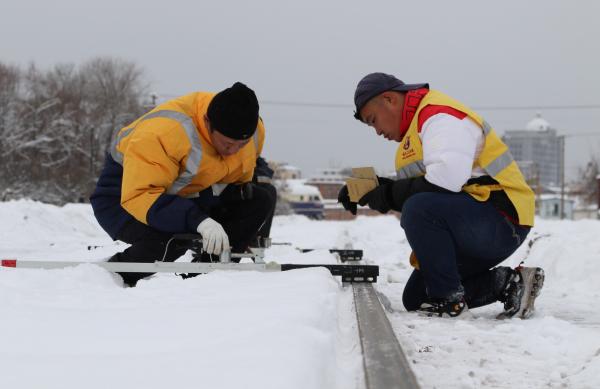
[156,92,600,111]
[259,100,600,111]
[474,104,600,111]
[261,100,350,109]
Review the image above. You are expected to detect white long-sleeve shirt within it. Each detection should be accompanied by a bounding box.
[420,113,485,192]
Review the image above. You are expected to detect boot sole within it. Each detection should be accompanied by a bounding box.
[518,267,545,319]
[496,267,545,320]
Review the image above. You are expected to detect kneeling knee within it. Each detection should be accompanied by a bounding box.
[400,193,431,229]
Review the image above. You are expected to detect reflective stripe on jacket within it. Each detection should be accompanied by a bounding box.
[91,92,265,237]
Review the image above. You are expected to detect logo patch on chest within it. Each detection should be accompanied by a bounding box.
[401,136,416,159]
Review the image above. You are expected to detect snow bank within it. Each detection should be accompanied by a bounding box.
[1,265,347,389]
[0,201,362,389]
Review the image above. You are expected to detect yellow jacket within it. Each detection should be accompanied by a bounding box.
[109,92,265,228]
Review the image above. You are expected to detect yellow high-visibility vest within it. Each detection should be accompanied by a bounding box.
[395,90,535,226]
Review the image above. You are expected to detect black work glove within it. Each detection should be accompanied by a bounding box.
[358,179,394,214]
[253,157,274,184]
[359,176,452,213]
[377,176,394,186]
[338,177,393,215]
[337,185,357,215]
[220,182,254,202]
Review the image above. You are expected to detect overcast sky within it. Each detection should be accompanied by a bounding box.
[2,0,599,178]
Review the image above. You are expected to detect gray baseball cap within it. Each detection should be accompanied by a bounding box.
[353,72,428,120]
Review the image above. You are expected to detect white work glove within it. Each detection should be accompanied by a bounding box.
[196,218,230,256]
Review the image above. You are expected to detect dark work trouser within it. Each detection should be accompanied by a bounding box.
[400,192,530,311]
[109,183,277,286]
[255,182,276,240]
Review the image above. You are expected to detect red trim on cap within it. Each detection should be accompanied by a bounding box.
[417,105,468,132]
[1,259,17,267]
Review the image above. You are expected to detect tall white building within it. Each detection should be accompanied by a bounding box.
[502,113,563,188]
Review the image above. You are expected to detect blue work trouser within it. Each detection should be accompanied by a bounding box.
[400,192,530,310]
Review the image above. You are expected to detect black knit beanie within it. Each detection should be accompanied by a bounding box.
[207,82,259,140]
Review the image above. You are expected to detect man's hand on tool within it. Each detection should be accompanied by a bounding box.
[197,218,230,255]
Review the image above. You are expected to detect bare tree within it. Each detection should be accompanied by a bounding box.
[0,62,20,144]
[0,57,147,204]
[0,62,22,200]
[81,57,146,156]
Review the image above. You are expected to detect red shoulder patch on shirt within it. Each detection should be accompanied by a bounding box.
[417,105,468,132]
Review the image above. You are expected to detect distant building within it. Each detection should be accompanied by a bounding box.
[279,179,324,219]
[306,168,347,199]
[538,195,575,220]
[271,162,302,180]
[502,114,564,189]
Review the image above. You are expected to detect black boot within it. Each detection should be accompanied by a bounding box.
[180,252,219,280]
[108,254,150,287]
[417,288,468,318]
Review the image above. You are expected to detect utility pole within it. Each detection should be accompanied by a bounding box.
[597,173,600,219]
[559,135,565,220]
[534,162,540,213]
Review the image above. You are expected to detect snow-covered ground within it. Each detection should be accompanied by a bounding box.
[1,200,600,389]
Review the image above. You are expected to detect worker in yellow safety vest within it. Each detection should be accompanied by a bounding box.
[91,82,276,286]
[338,73,545,319]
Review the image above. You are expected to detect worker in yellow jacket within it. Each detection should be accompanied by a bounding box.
[90,82,276,286]
[338,73,545,319]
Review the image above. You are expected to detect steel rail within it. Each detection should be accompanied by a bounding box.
[352,283,421,389]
